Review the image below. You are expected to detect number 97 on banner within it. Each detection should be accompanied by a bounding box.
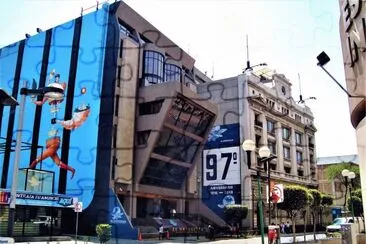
[203,147,241,186]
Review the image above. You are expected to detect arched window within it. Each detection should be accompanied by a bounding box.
[143,51,164,86]
[164,63,182,82]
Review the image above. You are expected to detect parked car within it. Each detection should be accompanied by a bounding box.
[33,216,54,226]
[326,217,355,233]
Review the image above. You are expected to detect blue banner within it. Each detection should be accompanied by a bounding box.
[202,123,241,220]
[205,123,240,149]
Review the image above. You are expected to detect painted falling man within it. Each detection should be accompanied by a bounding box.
[28,70,91,179]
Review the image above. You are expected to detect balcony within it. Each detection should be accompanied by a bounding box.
[254,125,263,135]
[310,164,316,170]
[283,160,292,168]
[255,120,263,127]
[309,142,315,148]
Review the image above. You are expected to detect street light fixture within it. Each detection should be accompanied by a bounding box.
[342,169,356,221]
[258,146,277,227]
[242,139,265,244]
[316,51,365,98]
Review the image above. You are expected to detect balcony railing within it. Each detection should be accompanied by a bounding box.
[255,121,263,127]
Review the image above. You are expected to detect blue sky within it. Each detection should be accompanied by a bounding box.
[0,0,357,157]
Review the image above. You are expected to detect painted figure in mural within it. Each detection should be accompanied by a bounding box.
[56,103,91,130]
[29,129,76,179]
[29,69,90,180]
[32,70,66,113]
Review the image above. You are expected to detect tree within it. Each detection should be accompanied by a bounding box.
[308,189,322,241]
[96,224,112,243]
[277,185,310,243]
[348,189,364,220]
[223,204,249,226]
[320,194,334,227]
[326,163,360,188]
[303,190,313,242]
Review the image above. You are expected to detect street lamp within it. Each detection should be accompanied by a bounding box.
[342,169,356,221]
[242,139,265,244]
[316,51,365,98]
[258,146,277,227]
[3,81,65,237]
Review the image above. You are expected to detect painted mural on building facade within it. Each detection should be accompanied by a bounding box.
[202,123,241,219]
[0,5,108,208]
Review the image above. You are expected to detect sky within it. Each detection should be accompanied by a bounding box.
[0,0,358,158]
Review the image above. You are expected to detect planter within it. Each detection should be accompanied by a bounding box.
[357,233,366,244]
[319,239,341,244]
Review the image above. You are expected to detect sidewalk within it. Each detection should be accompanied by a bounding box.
[12,233,328,244]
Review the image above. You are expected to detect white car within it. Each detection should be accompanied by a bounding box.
[33,216,54,226]
[326,217,355,233]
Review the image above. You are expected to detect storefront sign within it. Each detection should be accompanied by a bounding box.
[341,0,365,66]
[0,190,74,207]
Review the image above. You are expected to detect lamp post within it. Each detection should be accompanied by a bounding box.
[342,169,356,221]
[258,146,277,227]
[242,139,265,244]
[2,81,65,237]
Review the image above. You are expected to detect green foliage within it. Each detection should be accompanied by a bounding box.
[277,185,310,214]
[325,163,360,187]
[96,224,112,243]
[223,204,248,224]
[340,188,364,217]
[326,232,342,238]
[308,189,322,208]
[352,188,362,199]
[321,194,334,206]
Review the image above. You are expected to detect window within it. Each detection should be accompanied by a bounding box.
[139,99,164,115]
[255,114,262,127]
[165,63,182,82]
[295,114,302,122]
[115,95,119,116]
[268,141,276,155]
[112,156,117,179]
[140,158,188,189]
[296,151,303,164]
[136,130,151,145]
[283,147,290,160]
[117,66,121,87]
[266,99,274,108]
[281,107,289,115]
[267,120,275,134]
[113,124,117,148]
[119,39,123,58]
[282,127,290,140]
[143,51,164,85]
[295,132,302,145]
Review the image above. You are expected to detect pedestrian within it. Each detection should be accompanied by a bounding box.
[280,222,285,233]
[208,225,215,240]
[235,224,240,238]
[286,221,291,234]
[159,224,164,240]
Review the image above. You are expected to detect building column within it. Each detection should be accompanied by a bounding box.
[259,113,268,147]
[355,118,366,219]
[303,133,310,179]
[290,127,298,175]
[275,122,284,173]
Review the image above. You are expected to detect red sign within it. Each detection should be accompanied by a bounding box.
[0,192,10,204]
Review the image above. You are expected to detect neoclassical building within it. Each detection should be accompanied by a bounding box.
[198,69,318,228]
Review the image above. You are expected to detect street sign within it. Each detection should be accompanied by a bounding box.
[74,202,83,212]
